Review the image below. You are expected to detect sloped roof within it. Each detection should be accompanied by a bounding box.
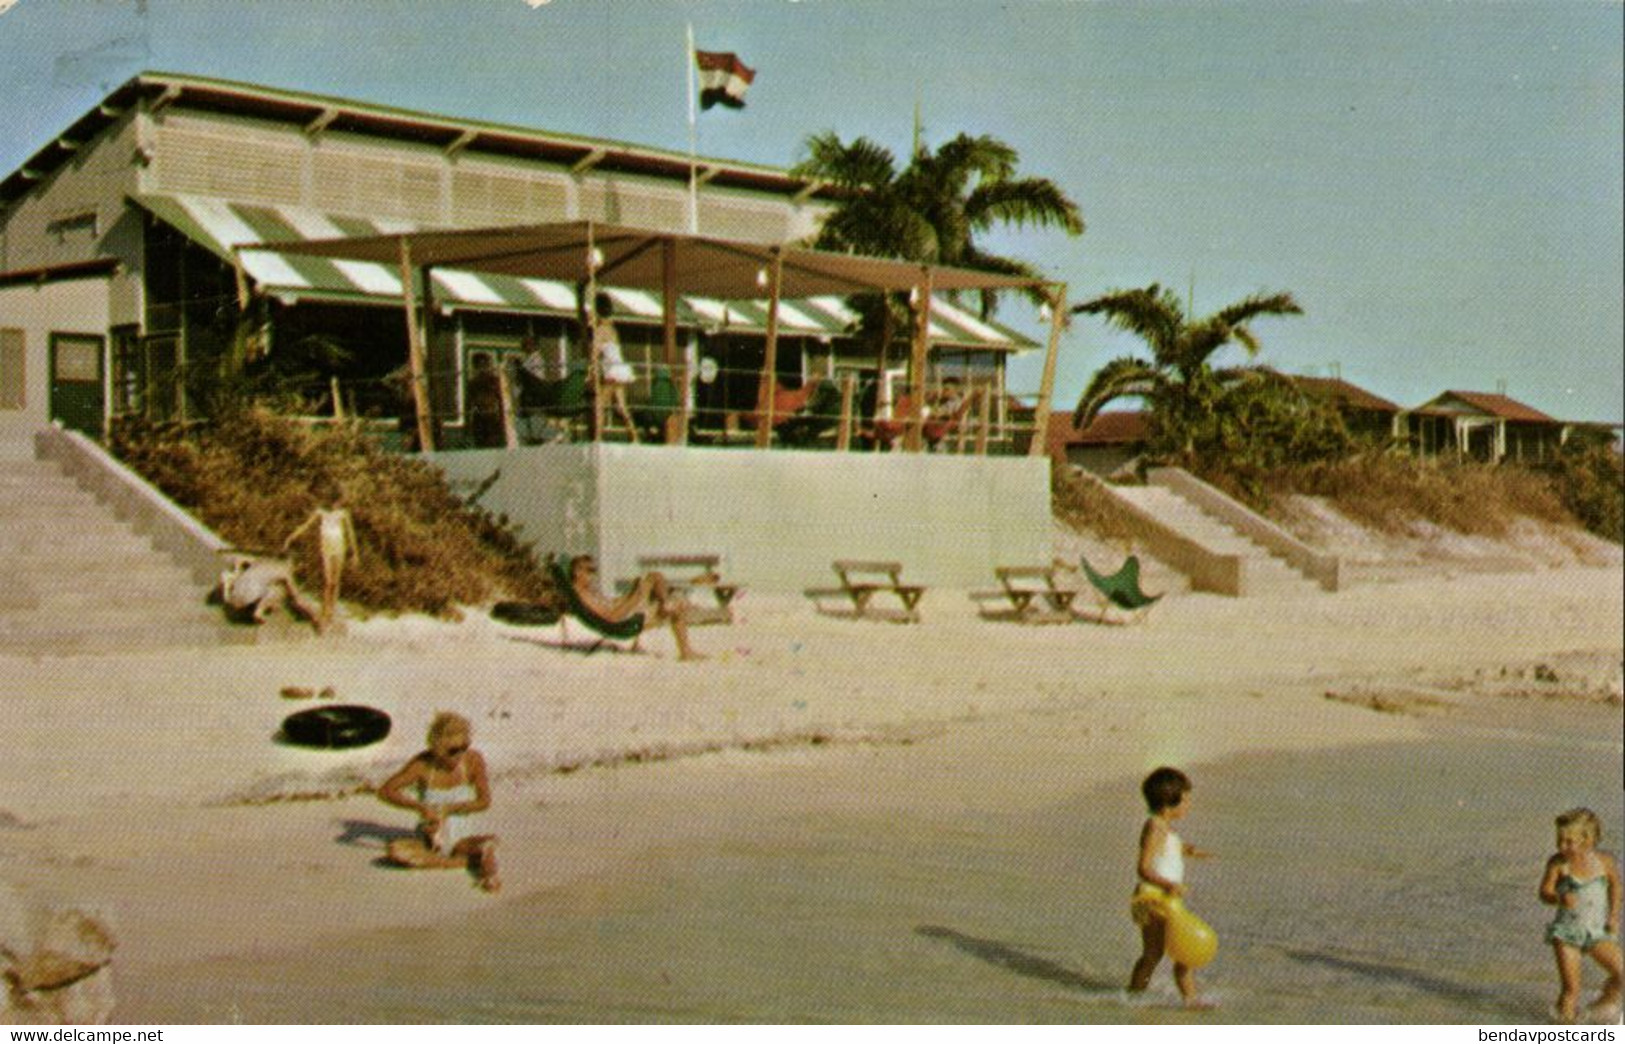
[1048,410,1148,454]
[1290,375,1402,413]
[1420,391,1558,423]
[4,71,837,209]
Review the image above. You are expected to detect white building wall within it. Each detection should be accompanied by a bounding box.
[0,115,142,274]
[141,108,821,240]
[0,277,112,434]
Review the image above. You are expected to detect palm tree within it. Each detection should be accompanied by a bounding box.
[793,130,1083,313]
[1069,283,1304,461]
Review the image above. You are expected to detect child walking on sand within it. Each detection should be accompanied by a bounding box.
[1539,808,1622,1023]
[1128,766,1214,1009]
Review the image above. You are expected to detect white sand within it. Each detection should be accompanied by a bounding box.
[0,548,1619,1014]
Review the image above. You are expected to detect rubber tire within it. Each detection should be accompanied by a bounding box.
[491,601,563,626]
[281,705,392,749]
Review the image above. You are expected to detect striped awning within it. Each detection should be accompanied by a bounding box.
[131,194,1035,350]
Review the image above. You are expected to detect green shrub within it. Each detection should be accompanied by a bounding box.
[1541,440,1624,544]
[110,408,553,617]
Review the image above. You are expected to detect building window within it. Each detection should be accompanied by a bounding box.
[51,335,102,382]
[46,210,99,245]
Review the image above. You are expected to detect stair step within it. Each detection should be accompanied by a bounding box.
[0,449,237,652]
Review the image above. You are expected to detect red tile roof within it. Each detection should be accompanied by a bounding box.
[1290,375,1402,414]
[1048,410,1149,455]
[1424,391,1558,423]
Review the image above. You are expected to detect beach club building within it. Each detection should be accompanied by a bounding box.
[0,73,1061,590]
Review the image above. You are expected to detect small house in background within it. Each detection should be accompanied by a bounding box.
[1047,409,1148,476]
[1407,390,1578,463]
[1288,375,1405,444]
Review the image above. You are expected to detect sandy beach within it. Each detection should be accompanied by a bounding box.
[1,552,1620,1022]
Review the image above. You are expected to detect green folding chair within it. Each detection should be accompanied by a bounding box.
[1080,554,1163,624]
[547,558,645,652]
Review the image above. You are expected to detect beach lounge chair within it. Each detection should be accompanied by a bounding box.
[546,559,645,653]
[1079,554,1162,624]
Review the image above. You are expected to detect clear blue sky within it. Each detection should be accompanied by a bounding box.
[2,0,1620,423]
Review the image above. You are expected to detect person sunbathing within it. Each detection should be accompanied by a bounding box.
[568,554,703,661]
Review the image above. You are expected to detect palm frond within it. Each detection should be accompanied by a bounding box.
[1072,356,1163,428]
[1071,284,1183,360]
[930,133,1019,185]
[1212,291,1302,329]
[793,132,898,191]
[965,178,1084,235]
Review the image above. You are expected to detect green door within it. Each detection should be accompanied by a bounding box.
[49,333,105,438]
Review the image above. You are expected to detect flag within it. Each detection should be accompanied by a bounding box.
[694,49,755,110]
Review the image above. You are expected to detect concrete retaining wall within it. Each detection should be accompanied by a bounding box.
[35,424,230,585]
[430,443,1052,593]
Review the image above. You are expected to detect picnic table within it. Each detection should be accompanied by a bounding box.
[821,559,926,623]
[621,553,740,626]
[972,565,1081,624]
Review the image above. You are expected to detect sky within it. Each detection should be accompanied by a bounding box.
[1,0,1620,423]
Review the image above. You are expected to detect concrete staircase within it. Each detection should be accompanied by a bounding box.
[1109,483,1326,597]
[0,434,235,656]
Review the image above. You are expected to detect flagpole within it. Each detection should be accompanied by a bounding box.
[685,22,699,234]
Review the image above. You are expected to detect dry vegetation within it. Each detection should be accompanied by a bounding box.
[1050,459,1141,543]
[1260,447,1622,544]
[110,409,553,617]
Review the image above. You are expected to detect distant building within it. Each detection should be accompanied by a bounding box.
[1405,390,1608,463]
[1047,409,1148,476]
[1288,374,1405,445]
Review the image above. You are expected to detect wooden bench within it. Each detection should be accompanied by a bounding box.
[973,565,1081,624]
[621,553,740,626]
[825,559,926,622]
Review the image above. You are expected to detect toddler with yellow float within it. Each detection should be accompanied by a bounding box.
[1127,765,1218,1009]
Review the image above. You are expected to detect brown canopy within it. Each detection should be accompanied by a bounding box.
[245,219,1042,299]
[244,220,1063,454]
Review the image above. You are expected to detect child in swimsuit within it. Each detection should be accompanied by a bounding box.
[1127,766,1214,1009]
[282,491,361,629]
[377,712,500,892]
[1539,807,1622,1023]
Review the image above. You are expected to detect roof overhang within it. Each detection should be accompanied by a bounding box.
[249,219,1046,300]
[136,197,1034,348]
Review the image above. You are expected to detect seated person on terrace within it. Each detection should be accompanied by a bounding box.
[568,554,703,662]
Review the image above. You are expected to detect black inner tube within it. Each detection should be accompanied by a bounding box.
[281,705,392,749]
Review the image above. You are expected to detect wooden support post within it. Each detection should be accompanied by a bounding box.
[753,248,784,449]
[1027,282,1067,458]
[836,371,856,452]
[231,248,250,310]
[584,224,605,443]
[661,237,687,444]
[329,376,345,422]
[397,239,435,453]
[905,269,933,453]
[496,362,519,449]
[874,300,893,452]
[974,384,992,456]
